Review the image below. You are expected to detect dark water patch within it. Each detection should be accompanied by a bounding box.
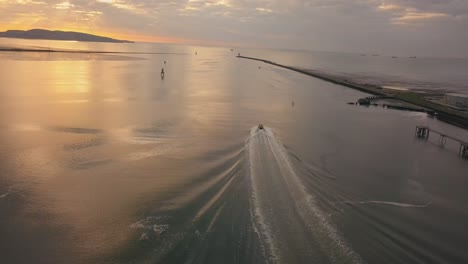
[63,136,107,151]
[340,199,468,263]
[49,126,103,135]
[68,158,113,170]
[0,180,79,264]
[132,121,175,141]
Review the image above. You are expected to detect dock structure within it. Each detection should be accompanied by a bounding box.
[364,95,393,101]
[415,126,468,159]
[359,95,394,105]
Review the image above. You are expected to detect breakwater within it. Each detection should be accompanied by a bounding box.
[237,55,468,129]
[237,55,384,96]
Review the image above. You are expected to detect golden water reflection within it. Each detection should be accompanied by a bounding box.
[49,61,90,94]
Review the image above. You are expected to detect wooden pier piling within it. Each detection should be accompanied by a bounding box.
[415,126,430,139]
[460,144,468,159]
[439,135,447,148]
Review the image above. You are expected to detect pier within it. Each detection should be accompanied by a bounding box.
[415,126,468,158]
[364,95,394,101]
[358,95,393,105]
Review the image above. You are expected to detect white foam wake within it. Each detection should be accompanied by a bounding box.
[248,127,281,263]
[247,126,362,264]
[344,200,432,208]
[130,216,169,241]
[0,185,19,199]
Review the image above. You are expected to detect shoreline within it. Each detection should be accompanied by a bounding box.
[0,47,182,55]
[237,55,468,129]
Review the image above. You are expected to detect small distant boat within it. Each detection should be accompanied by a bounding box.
[258,124,264,130]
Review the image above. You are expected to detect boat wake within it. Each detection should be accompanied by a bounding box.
[0,185,22,200]
[110,126,446,264]
[246,126,362,264]
[342,200,432,208]
[112,126,363,263]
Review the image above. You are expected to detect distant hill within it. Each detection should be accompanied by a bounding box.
[0,29,134,43]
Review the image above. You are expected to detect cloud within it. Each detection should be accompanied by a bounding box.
[14,0,46,4]
[95,0,148,14]
[376,0,468,23]
[0,0,467,57]
[378,3,402,11]
[55,1,74,9]
[394,11,449,24]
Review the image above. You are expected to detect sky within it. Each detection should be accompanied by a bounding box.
[1,0,468,57]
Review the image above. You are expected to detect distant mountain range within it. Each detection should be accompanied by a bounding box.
[0,29,134,43]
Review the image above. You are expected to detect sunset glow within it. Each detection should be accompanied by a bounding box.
[0,0,467,56]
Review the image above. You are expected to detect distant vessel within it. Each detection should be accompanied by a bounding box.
[258,124,264,130]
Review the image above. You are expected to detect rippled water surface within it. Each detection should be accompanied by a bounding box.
[1,39,468,264]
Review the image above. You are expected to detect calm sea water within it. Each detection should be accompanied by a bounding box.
[1,38,468,264]
[237,48,468,94]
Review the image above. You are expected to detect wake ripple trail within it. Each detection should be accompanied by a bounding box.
[247,127,362,264]
[343,201,432,208]
[0,185,20,199]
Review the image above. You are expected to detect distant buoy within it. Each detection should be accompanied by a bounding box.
[164,61,166,65]
[161,68,165,79]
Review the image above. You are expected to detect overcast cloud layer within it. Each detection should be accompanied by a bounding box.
[1,0,468,57]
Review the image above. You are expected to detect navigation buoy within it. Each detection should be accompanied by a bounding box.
[161,68,165,79]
